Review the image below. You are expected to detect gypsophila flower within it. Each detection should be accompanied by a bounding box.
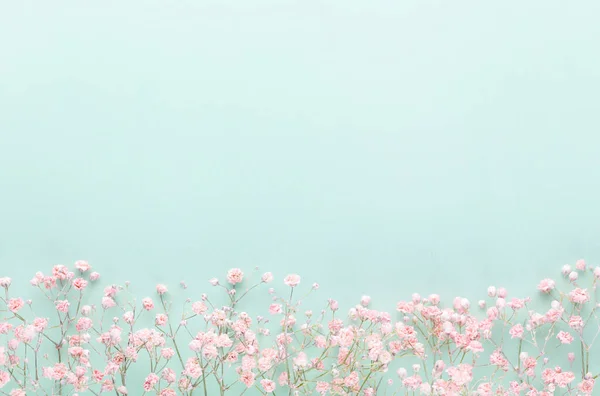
[156,284,168,295]
[0,259,596,395]
[227,268,244,285]
[284,274,301,287]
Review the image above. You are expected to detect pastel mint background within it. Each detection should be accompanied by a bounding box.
[2,1,600,314]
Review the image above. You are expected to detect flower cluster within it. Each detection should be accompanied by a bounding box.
[0,259,599,395]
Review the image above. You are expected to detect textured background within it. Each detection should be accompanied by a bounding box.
[1,1,600,334]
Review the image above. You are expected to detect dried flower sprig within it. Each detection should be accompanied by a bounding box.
[0,259,599,395]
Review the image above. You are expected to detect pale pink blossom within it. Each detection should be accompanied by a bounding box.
[278,372,288,386]
[55,300,70,313]
[397,368,407,378]
[240,371,255,387]
[569,315,584,330]
[226,268,244,285]
[123,311,134,324]
[7,298,24,313]
[143,373,159,391]
[75,260,91,272]
[0,370,11,387]
[569,271,578,281]
[76,317,93,332]
[72,277,88,290]
[102,297,116,309]
[329,299,339,311]
[192,301,207,314]
[0,277,11,288]
[162,367,177,383]
[402,375,422,390]
[557,331,574,344]
[155,313,168,326]
[578,379,595,394]
[447,364,473,386]
[284,274,301,287]
[33,317,49,332]
[269,304,282,314]
[477,382,493,396]
[156,284,168,295]
[52,265,71,280]
[537,278,555,293]
[569,288,590,304]
[142,297,154,310]
[315,382,330,394]
[161,348,175,360]
[361,295,371,306]
[261,272,273,283]
[260,379,276,393]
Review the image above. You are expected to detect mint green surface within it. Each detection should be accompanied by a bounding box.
[1,0,600,389]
